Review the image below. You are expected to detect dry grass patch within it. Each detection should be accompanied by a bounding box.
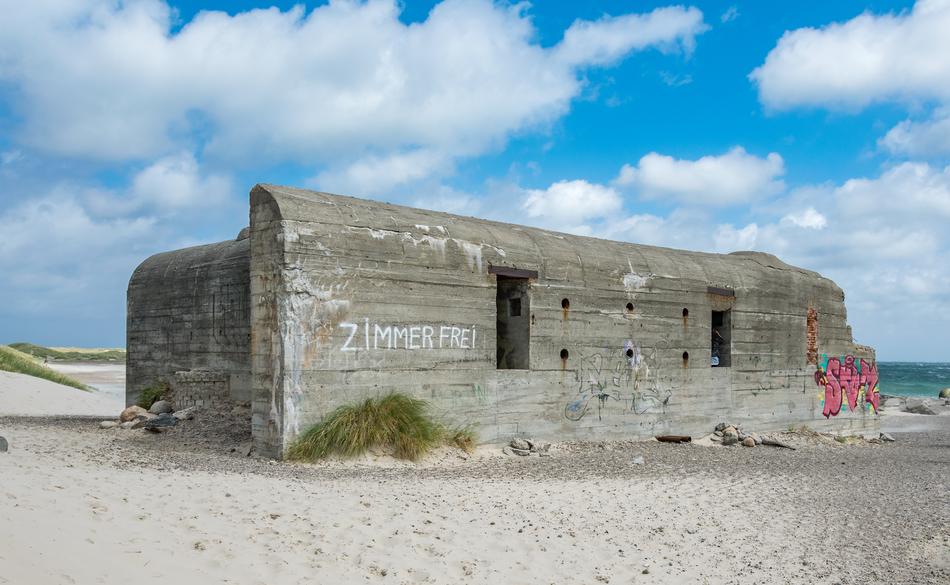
[287,393,476,462]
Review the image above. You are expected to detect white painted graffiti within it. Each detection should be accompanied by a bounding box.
[339,319,477,351]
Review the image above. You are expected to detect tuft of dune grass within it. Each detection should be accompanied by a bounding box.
[287,393,477,462]
[0,345,91,391]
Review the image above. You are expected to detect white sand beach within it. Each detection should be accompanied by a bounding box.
[0,367,123,417]
[1,401,948,585]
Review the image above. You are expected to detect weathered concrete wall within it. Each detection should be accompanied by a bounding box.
[248,185,880,457]
[126,235,251,407]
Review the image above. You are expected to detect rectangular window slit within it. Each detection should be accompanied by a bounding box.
[496,276,530,369]
[711,310,731,368]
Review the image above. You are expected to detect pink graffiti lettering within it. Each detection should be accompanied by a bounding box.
[860,359,880,412]
[816,359,842,418]
[838,355,861,411]
[815,355,880,417]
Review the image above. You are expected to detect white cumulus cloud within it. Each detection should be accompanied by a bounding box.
[751,0,950,111]
[555,6,707,66]
[781,207,827,229]
[0,0,707,193]
[879,109,950,157]
[522,179,623,232]
[615,147,785,205]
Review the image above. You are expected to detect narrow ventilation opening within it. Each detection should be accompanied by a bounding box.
[711,310,732,368]
[496,276,530,369]
[561,298,570,310]
[625,302,634,312]
[560,348,569,360]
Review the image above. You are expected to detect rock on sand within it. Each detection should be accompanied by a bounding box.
[120,405,148,422]
[905,398,938,415]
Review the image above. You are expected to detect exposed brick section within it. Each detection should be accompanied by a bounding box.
[172,370,232,411]
[807,307,819,365]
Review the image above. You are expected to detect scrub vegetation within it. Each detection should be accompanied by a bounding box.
[9,342,125,362]
[137,382,171,409]
[0,345,90,391]
[287,393,476,462]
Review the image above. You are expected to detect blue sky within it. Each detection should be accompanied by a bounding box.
[1,0,948,361]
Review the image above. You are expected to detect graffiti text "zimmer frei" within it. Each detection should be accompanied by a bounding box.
[339,320,477,351]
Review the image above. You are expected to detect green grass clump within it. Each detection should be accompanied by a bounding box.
[137,382,170,409]
[0,345,90,391]
[287,393,476,462]
[8,342,125,362]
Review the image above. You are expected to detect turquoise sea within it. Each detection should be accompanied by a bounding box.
[878,362,950,398]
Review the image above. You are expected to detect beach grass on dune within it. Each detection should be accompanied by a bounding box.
[287,393,476,462]
[8,342,125,362]
[0,345,91,391]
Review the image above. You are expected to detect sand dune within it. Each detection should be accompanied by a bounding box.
[0,370,122,417]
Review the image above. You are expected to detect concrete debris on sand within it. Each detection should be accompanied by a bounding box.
[505,438,551,457]
[904,398,938,416]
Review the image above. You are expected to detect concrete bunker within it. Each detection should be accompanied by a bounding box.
[127,185,881,458]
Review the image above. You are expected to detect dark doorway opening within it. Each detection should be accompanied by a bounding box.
[496,277,530,369]
[711,310,731,367]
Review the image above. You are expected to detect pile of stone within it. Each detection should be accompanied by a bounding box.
[710,422,761,447]
[504,437,552,457]
[100,400,196,433]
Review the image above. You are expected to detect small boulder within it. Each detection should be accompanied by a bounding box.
[510,438,530,451]
[173,407,196,421]
[939,388,950,399]
[119,421,136,430]
[880,432,895,442]
[751,433,763,445]
[722,428,739,446]
[531,441,551,454]
[119,405,147,422]
[742,437,756,447]
[0,436,8,453]
[904,398,937,415]
[148,400,174,415]
[510,447,531,456]
[143,413,178,433]
[99,421,118,429]
[714,422,728,432]
[130,413,157,429]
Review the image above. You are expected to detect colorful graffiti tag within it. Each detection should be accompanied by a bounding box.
[814,354,880,417]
